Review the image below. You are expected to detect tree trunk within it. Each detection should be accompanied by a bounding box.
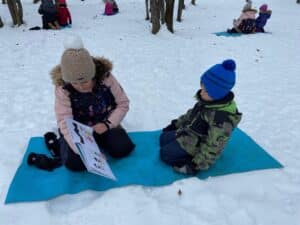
[2,0,6,4]
[7,0,17,25]
[159,0,165,24]
[33,0,40,4]
[145,0,150,20]
[191,0,196,5]
[6,0,23,26]
[297,0,300,3]
[151,0,160,34]
[0,16,3,27]
[15,0,23,25]
[165,0,174,33]
[177,0,184,22]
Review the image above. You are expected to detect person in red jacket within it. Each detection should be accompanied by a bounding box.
[57,0,72,27]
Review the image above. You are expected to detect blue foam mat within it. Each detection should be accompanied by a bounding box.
[213,31,272,37]
[214,31,243,37]
[5,128,283,204]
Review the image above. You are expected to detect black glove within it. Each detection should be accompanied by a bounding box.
[162,119,178,132]
[44,132,60,157]
[27,153,62,171]
[173,164,197,175]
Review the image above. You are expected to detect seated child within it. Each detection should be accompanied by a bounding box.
[255,4,272,32]
[160,59,242,174]
[104,0,119,16]
[57,0,72,27]
[28,36,135,171]
[227,0,257,34]
[50,36,135,171]
[38,0,60,29]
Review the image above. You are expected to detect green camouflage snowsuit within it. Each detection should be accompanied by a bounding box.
[174,91,242,170]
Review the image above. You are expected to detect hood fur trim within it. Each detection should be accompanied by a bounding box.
[51,57,113,86]
[242,8,257,13]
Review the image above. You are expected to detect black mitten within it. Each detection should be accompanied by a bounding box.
[162,119,178,132]
[44,132,60,157]
[27,153,62,171]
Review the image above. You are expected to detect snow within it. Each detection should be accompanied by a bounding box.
[63,35,84,49]
[0,0,300,224]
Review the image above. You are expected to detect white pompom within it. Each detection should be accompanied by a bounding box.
[63,35,84,50]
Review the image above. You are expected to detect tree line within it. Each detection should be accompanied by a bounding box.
[1,0,299,30]
[146,0,196,34]
[1,0,24,27]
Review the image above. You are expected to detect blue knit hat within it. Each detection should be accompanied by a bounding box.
[200,59,236,100]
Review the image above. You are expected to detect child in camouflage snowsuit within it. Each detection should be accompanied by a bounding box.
[160,59,242,174]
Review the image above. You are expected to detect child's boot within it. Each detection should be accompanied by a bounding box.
[44,132,60,157]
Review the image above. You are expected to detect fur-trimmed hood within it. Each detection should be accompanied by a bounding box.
[51,57,113,86]
[242,8,257,13]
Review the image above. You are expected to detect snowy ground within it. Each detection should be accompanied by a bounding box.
[0,0,300,224]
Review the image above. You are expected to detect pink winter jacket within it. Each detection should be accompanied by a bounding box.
[51,57,129,154]
[233,9,257,28]
[104,2,114,15]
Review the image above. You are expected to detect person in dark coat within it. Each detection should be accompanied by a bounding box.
[38,0,60,29]
[255,4,272,32]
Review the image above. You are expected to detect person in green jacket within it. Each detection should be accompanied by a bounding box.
[160,59,242,174]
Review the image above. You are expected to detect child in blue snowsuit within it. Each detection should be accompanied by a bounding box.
[255,4,272,33]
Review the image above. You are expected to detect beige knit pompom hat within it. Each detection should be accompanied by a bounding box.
[61,35,96,83]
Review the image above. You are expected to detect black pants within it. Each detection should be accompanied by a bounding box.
[159,131,193,167]
[59,127,135,171]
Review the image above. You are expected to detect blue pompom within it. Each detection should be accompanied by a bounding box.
[222,59,236,71]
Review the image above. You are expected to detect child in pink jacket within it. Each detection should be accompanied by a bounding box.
[57,0,72,27]
[103,0,119,15]
[50,36,135,171]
